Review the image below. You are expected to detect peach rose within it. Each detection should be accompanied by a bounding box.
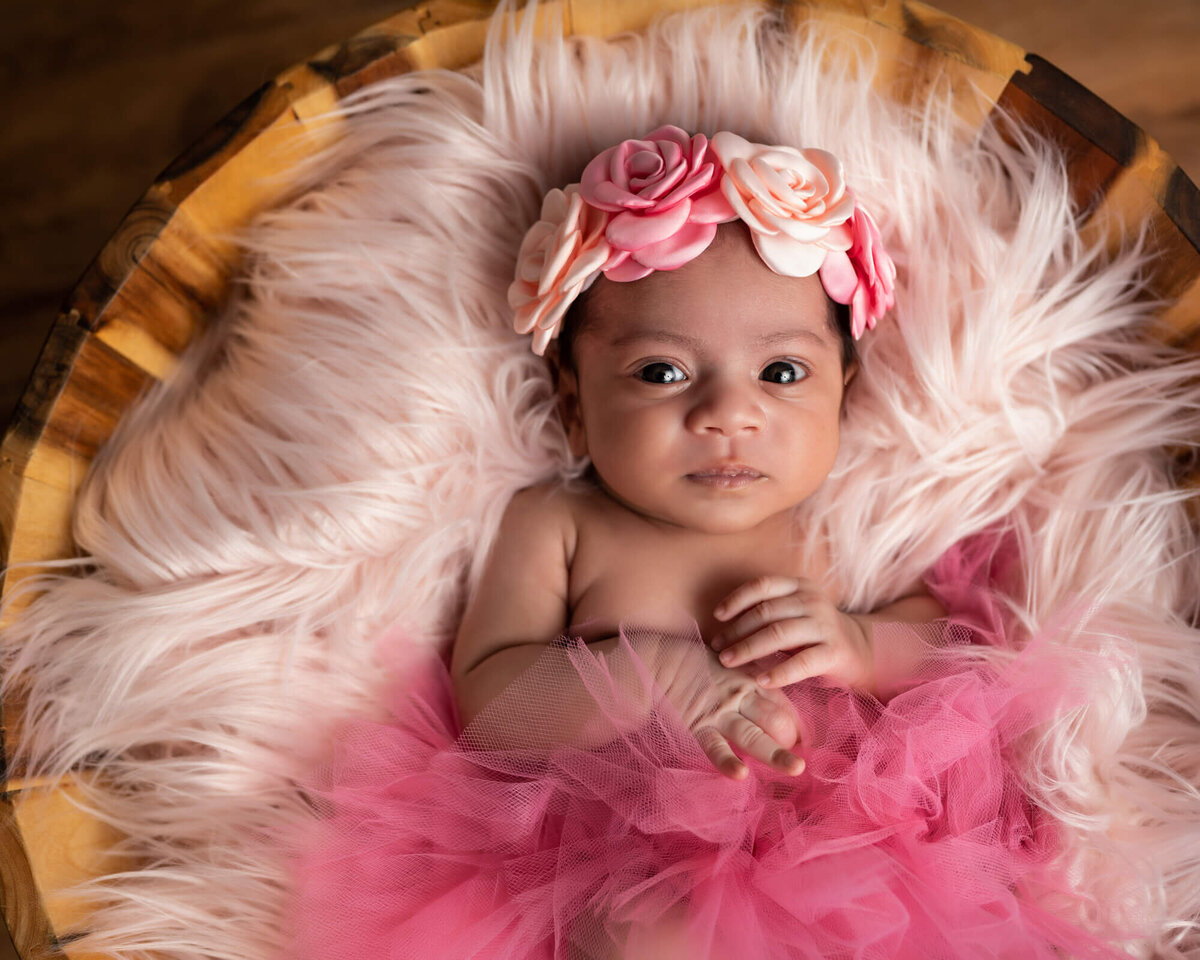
[710,131,856,278]
[579,124,737,281]
[507,185,620,356]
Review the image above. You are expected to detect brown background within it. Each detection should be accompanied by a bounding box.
[0,0,1197,954]
[2,1,1198,436]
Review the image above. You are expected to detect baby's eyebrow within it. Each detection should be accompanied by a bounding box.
[609,329,830,349]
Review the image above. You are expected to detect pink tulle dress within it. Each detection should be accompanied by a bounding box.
[281,533,1143,959]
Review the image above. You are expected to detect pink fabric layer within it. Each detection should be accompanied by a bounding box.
[281,533,1144,959]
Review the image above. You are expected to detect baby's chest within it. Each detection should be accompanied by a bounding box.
[565,521,834,644]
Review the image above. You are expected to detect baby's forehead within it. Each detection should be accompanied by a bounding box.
[582,299,838,360]
[584,274,836,340]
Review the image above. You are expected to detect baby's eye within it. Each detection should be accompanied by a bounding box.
[637,362,687,384]
[760,360,808,384]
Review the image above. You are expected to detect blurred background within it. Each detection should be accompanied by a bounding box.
[0,1,1196,957]
[1,0,1197,435]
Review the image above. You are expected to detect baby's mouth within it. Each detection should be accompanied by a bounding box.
[687,464,764,479]
[685,466,765,487]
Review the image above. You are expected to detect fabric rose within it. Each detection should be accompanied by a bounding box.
[817,206,897,339]
[507,184,621,356]
[712,130,894,338]
[710,130,857,278]
[579,124,737,282]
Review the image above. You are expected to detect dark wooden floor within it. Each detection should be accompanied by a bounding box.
[1,0,1197,438]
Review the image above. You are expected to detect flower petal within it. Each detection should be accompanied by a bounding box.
[710,130,756,166]
[689,187,739,224]
[654,162,715,209]
[773,215,831,244]
[752,231,828,278]
[587,179,655,210]
[752,154,825,210]
[721,176,773,234]
[638,160,687,201]
[731,158,789,218]
[821,221,854,252]
[609,139,651,188]
[801,149,846,195]
[629,221,717,270]
[560,242,612,290]
[606,199,692,250]
[507,278,532,313]
[851,284,871,339]
[604,257,655,282]
[817,250,857,302]
[652,140,682,176]
[628,149,664,185]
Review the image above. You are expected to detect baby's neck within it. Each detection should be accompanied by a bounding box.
[589,474,810,548]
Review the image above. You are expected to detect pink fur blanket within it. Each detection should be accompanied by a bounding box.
[4,2,1200,957]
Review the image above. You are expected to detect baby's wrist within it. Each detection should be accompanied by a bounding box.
[842,612,878,694]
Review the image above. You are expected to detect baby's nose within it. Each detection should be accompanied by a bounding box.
[685,380,766,435]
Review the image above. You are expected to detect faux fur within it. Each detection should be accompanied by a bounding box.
[4,1,1200,957]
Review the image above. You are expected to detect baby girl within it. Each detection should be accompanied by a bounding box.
[450,125,946,781]
[287,126,1135,960]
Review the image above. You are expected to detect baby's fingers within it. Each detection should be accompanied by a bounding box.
[718,712,805,776]
[692,725,750,780]
[714,575,806,623]
[764,644,835,688]
[740,689,801,750]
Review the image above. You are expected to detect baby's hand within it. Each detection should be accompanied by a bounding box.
[711,576,871,692]
[655,639,806,781]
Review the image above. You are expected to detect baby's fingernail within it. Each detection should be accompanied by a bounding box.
[776,751,804,774]
[713,604,728,620]
[756,674,771,686]
[720,650,733,664]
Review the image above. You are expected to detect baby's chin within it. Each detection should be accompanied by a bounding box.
[595,477,801,536]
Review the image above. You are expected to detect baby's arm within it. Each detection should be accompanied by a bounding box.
[453,488,806,777]
[845,584,948,700]
[451,484,676,747]
[710,574,947,702]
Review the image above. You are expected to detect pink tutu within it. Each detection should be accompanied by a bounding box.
[281,533,1144,959]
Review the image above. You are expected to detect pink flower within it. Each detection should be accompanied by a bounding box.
[710,131,856,278]
[579,124,737,281]
[507,185,621,355]
[817,205,897,339]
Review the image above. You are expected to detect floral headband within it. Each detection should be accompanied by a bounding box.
[507,125,897,357]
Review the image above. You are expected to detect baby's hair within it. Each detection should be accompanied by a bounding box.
[552,291,857,377]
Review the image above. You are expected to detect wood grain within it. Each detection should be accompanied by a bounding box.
[1,0,1197,431]
[0,2,1195,958]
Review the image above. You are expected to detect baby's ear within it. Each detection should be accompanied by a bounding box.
[547,348,588,458]
[843,358,859,389]
[840,358,859,415]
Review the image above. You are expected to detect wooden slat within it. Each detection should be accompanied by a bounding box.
[1,2,1198,959]
[3,775,128,960]
[991,54,1200,345]
[0,791,61,959]
[792,0,1029,134]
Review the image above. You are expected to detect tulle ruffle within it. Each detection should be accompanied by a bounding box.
[281,533,1145,959]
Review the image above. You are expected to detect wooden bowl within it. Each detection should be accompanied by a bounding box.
[2,1,1197,956]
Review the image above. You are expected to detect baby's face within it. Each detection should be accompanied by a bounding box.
[557,222,854,535]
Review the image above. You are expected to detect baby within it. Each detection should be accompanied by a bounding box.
[451,126,946,783]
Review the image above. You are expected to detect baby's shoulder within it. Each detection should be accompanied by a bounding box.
[507,477,613,563]
[513,476,609,513]
[506,479,581,551]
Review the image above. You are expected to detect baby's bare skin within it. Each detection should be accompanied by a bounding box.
[454,225,943,778]
[557,478,841,645]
